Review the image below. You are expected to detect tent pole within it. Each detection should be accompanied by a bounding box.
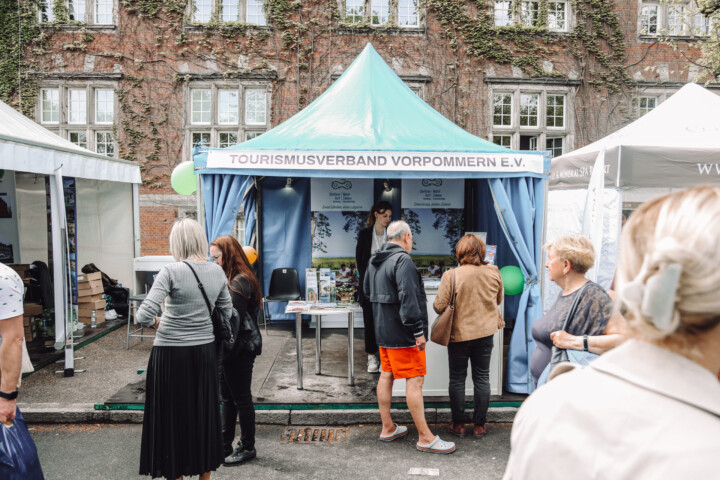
[256,177,264,295]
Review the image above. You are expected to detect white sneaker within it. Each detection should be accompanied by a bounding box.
[367,355,380,373]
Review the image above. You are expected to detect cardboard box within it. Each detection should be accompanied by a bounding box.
[78,280,104,296]
[78,310,105,325]
[9,264,30,275]
[77,271,102,282]
[78,300,106,317]
[24,324,37,340]
[23,303,44,316]
[78,294,104,304]
[23,317,34,327]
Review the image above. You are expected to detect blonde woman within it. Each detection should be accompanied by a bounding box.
[138,219,232,480]
[530,234,623,384]
[504,185,720,478]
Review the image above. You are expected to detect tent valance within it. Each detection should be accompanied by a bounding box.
[0,100,141,184]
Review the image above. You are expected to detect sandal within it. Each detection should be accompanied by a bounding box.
[416,435,456,454]
[379,424,408,442]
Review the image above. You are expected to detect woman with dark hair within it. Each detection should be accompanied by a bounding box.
[210,235,262,467]
[355,201,393,373]
[433,234,504,438]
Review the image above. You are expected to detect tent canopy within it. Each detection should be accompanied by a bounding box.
[0,100,141,184]
[196,44,548,179]
[551,83,720,189]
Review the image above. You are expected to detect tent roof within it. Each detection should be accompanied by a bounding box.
[199,44,547,179]
[0,99,141,184]
[551,83,720,189]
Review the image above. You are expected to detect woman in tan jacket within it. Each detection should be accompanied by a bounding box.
[434,234,504,438]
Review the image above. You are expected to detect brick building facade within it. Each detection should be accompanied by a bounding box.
[13,0,716,255]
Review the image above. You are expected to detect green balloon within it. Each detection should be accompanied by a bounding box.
[171,161,197,195]
[500,265,524,296]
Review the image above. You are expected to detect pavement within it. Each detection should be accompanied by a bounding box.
[30,423,513,480]
[18,323,522,426]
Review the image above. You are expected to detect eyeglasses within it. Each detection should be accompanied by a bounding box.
[211,253,221,261]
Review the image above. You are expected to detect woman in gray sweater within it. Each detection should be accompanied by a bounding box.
[137,219,232,480]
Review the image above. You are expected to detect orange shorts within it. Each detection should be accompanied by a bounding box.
[378,346,427,379]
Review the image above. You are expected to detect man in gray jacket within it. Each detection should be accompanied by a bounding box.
[364,220,455,454]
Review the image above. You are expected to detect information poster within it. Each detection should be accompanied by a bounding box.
[310,178,372,211]
[401,178,464,208]
[0,170,20,264]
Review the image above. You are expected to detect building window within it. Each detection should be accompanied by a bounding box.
[638,96,657,116]
[341,0,420,27]
[38,0,115,25]
[490,86,571,153]
[548,2,567,31]
[245,131,263,141]
[494,1,513,26]
[639,1,711,36]
[38,83,117,156]
[493,135,512,148]
[192,0,266,24]
[521,1,540,27]
[185,82,270,155]
[519,94,539,127]
[398,0,419,26]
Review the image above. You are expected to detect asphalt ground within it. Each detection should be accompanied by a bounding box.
[30,422,512,480]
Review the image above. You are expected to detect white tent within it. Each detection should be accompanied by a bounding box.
[545,83,720,312]
[551,83,720,190]
[0,99,141,374]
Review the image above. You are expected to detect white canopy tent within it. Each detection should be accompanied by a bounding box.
[0,99,141,374]
[545,83,720,311]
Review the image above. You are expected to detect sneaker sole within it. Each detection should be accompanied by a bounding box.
[416,445,457,454]
[379,430,408,442]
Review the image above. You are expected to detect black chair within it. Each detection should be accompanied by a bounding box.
[262,268,302,334]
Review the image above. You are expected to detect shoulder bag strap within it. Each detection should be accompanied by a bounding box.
[183,261,213,317]
[448,269,456,307]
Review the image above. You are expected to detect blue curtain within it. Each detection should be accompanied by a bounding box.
[488,178,545,394]
[261,177,312,322]
[201,174,252,244]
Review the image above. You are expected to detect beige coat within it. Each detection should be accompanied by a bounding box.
[503,339,720,479]
[433,264,503,343]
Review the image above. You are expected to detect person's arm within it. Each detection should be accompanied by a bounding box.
[432,270,451,314]
[0,315,23,422]
[135,267,172,328]
[551,290,625,354]
[395,257,425,340]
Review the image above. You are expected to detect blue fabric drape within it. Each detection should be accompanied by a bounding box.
[488,177,545,394]
[201,173,251,244]
[261,177,312,322]
[241,178,257,248]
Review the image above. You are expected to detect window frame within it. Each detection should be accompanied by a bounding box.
[188,0,267,25]
[36,81,118,157]
[184,81,271,158]
[38,0,117,26]
[339,0,422,28]
[489,84,573,155]
[493,0,570,32]
[638,0,713,38]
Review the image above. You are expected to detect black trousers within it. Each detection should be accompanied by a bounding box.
[360,297,378,355]
[447,335,494,426]
[220,351,256,456]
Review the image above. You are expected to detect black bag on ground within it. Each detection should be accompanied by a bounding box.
[104,286,129,316]
[183,262,240,356]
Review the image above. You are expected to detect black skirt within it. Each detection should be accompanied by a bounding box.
[139,342,224,479]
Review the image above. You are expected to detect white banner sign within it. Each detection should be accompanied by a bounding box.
[311,178,372,211]
[401,178,464,208]
[206,149,545,174]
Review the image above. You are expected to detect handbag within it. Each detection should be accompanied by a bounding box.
[430,269,456,347]
[183,262,239,353]
[0,409,44,480]
[537,283,598,387]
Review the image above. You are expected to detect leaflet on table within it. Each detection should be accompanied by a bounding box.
[305,268,318,302]
[318,268,336,303]
[285,301,341,313]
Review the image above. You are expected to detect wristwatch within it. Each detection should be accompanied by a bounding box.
[0,390,18,400]
[583,334,589,352]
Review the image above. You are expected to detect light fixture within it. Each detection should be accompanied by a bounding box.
[383,180,392,192]
[286,177,293,188]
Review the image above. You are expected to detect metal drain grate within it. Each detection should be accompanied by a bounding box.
[281,426,349,444]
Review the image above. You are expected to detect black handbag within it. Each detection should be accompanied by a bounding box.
[183,261,239,353]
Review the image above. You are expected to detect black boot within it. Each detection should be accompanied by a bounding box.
[223,446,256,466]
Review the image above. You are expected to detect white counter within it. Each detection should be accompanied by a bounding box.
[392,286,504,397]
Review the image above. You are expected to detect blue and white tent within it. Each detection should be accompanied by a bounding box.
[194,44,550,394]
